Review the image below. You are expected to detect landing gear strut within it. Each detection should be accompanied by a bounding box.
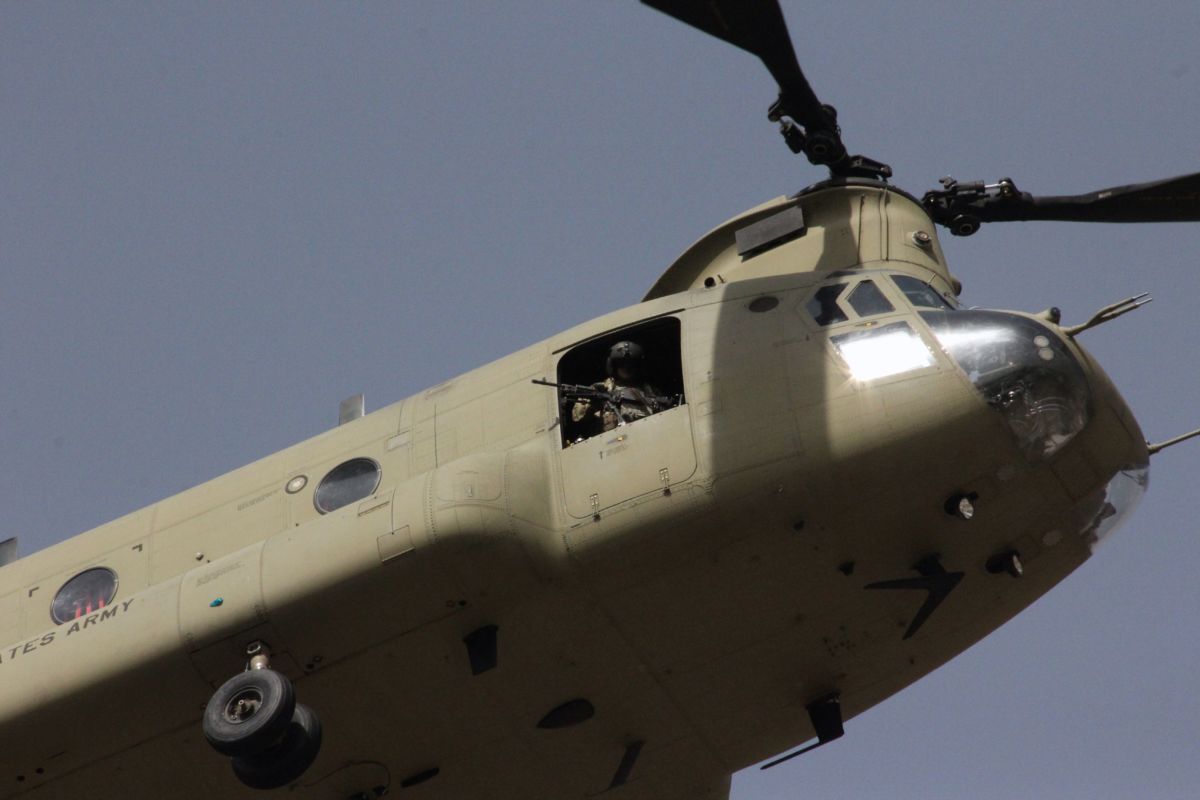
[202,643,323,790]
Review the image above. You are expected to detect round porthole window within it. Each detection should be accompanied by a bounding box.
[51,567,118,625]
[314,457,381,514]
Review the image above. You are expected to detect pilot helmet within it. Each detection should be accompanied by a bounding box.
[606,340,645,377]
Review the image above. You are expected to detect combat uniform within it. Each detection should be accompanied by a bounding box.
[571,376,664,432]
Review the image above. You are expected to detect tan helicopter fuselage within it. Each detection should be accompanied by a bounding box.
[0,184,1148,798]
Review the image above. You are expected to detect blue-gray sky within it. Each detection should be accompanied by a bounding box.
[3,3,1199,798]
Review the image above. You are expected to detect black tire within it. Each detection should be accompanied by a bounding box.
[231,703,323,790]
[203,669,296,758]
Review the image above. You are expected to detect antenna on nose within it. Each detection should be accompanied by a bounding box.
[1062,293,1152,337]
[1148,427,1200,456]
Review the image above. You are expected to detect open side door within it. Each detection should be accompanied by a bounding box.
[554,316,697,519]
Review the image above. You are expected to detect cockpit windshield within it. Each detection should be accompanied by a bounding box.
[921,309,1090,461]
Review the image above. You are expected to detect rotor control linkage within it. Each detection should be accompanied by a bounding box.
[922,177,1020,236]
[924,171,1200,235]
[759,693,844,769]
[641,0,891,181]
[770,101,843,166]
[773,108,892,180]
[865,554,965,640]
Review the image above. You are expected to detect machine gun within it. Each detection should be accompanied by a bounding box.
[531,378,681,414]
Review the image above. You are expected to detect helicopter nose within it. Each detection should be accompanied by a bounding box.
[920,309,1091,463]
[1074,461,1150,551]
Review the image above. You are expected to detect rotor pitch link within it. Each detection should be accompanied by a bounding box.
[924,171,1200,234]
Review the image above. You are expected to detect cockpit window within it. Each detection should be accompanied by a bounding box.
[314,457,381,513]
[831,321,934,382]
[807,284,849,325]
[846,280,894,317]
[808,279,900,327]
[921,310,1089,461]
[893,274,952,309]
[51,567,118,624]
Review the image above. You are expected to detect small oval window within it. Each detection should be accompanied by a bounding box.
[51,567,119,625]
[314,458,381,514]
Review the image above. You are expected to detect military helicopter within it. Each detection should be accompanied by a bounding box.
[2,1,1200,800]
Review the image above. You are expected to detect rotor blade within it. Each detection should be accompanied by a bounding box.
[641,0,829,130]
[1016,172,1200,223]
[930,172,1200,229]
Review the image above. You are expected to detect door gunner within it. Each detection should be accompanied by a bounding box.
[571,341,671,433]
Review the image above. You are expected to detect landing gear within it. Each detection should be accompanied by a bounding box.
[203,668,296,757]
[231,703,323,790]
[202,643,323,790]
